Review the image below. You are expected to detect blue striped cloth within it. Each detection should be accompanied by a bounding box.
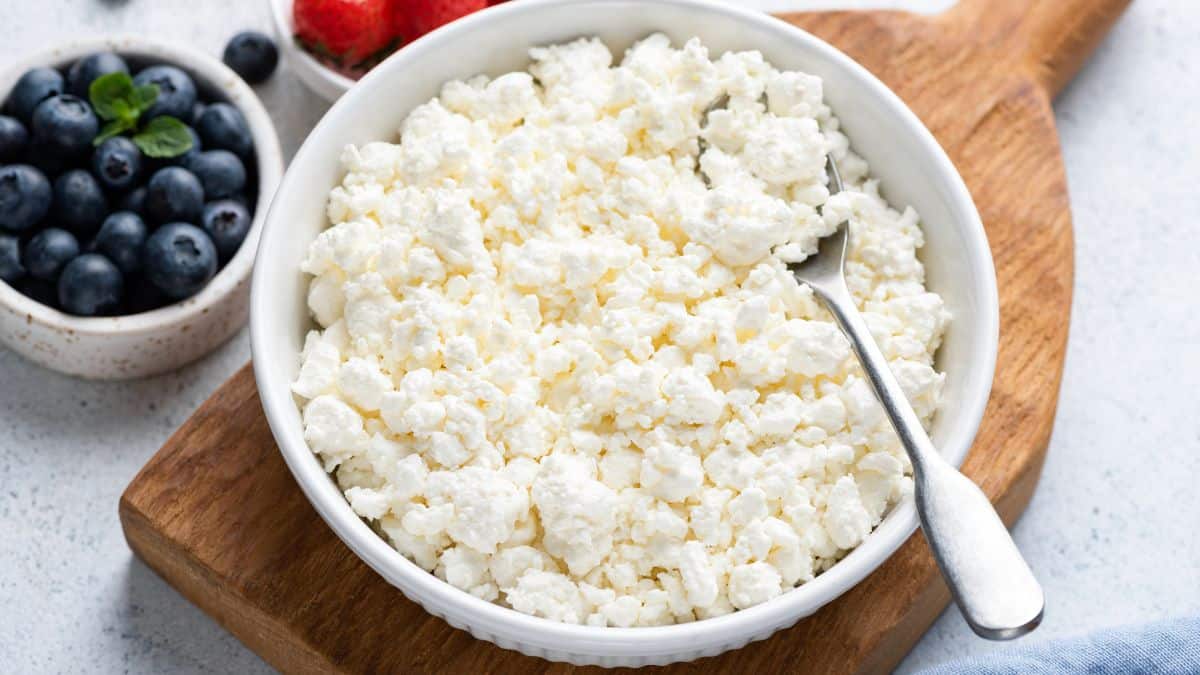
[919,616,1200,674]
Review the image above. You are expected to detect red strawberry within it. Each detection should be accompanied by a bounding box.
[396,0,489,41]
[386,0,412,39]
[294,0,397,67]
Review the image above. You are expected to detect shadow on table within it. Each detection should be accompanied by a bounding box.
[110,555,273,674]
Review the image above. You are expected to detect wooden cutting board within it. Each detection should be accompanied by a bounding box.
[120,0,1129,672]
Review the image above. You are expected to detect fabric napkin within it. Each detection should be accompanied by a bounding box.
[919,615,1200,674]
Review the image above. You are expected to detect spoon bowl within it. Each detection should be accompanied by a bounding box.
[788,155,1044,640]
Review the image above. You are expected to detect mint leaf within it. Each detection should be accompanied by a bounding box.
[133,84,159,116]
[89,72,136,121]
[111,98,139,126]
[133,116,194,158]
[93,118,136,146]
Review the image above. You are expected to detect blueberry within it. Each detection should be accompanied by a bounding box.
[132,65,197,121]
[17,277,58,307]
[145,166,204,224]
[120,274,169,314]
[58,253,123,316]
[23,137,78,176]
[227,191,253,211]
[0,115,29,162]
[201,199,251,261]
[92,136,143,192]
[23,228,79,281]
[195,103,252,157]
[0,164,52,231]
[119,186,147,216]
[90,211,147,275]
[171,124,203,166]
[0,233,24,282]
[31,95,99,159]
[143,222,217,299]
[53,169,109,238]
[223,31,279,84]
[67,52,129,98]
[7,67,64,124]
[189,102,207,126]
[187,150,246,200]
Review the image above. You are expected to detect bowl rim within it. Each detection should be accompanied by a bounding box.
[252,0,999,656]
[0,35,284,336]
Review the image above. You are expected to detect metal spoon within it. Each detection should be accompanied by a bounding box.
[788,157,1044,640]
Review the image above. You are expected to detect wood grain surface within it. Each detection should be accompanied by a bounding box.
[120,0,1130,672]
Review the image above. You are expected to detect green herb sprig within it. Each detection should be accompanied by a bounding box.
[89,72,194,158]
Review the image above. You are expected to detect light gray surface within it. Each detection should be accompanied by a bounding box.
[0,1,1195,673]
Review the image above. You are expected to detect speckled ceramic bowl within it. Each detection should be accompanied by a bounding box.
[0,36,283,380]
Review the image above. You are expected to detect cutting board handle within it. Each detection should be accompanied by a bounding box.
[943,0,1132,96]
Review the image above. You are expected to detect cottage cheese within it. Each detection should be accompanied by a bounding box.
[293,34,949,627]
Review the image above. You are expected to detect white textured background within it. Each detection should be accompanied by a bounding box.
[0,1,1196,673]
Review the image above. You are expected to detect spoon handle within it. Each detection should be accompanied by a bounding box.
[812,280,1044,640]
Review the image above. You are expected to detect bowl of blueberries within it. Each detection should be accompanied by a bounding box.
[0,35,283,379]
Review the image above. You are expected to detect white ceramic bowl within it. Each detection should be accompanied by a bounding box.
[268,0,356,102]
[0,36,283,380]
[252,0,999,666]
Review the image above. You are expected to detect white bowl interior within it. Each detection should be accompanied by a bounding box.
[252,0,997,664]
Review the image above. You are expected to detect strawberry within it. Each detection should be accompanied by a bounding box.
[395,0,489,41]
[294,0,397,67]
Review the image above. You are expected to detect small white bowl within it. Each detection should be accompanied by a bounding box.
[252,0,999,666]
[0,36,283,380]
[268,0,356,102]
